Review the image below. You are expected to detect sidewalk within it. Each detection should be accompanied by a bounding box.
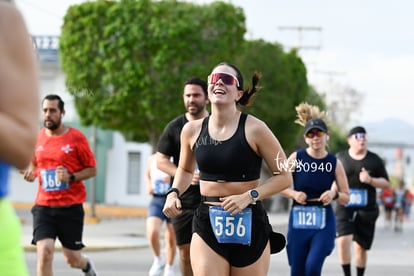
[16,203,290,252]
[16,203,150,252]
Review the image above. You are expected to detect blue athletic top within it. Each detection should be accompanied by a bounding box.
[293,149,337,200]
[0,161,10,198]
[194,113,262,182]
[287,149,337,276]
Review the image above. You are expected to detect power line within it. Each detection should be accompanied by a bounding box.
[370,142,414,149]
[17,0,61,19]
[277,26,322,50]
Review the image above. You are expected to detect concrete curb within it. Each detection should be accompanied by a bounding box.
[13,202,148,221]
[15,202,151,252]
[23,244,148,252]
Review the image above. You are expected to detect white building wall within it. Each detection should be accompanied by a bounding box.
[9,169,37,204]
[39,64,79,122]
[105,133,152,207]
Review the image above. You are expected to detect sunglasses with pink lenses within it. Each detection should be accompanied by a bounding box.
[207,72,240,87]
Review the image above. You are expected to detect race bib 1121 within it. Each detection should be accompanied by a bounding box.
[292,205,326,229]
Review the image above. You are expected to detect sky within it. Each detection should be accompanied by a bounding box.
[15,0,414,127]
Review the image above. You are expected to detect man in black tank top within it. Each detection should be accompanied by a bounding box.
[335,126,390,276]
[156,77,209,276]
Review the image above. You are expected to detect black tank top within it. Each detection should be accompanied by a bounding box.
[194,113,262,182]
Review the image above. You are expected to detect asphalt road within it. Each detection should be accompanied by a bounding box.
[23,211,414,276]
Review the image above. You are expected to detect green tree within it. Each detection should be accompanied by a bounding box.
[59,0,245,148]
[233,40,348,154]
[290,86,347,153]
[235,40,309,153]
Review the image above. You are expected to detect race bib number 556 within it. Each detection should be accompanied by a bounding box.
[208,206,252,245]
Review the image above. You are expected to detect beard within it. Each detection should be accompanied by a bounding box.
[187,103,204,116]
[44,119,61,130]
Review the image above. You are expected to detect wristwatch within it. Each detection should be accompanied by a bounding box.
[166,187,180,197]
[248,189,259,205]
[69,173,76,182]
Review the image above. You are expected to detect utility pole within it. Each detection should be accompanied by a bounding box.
[277,26,322,69]
[277,26,322,51]
[89,125,98,221]
[312,69,363,127]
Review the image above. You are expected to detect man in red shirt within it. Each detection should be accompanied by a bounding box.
[381,187,395,228]
[23,94,98,276]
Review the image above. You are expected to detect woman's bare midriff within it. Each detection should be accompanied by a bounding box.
[200,179,259,205]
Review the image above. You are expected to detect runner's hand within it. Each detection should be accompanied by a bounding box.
[163,194,182,218]
[22,169,36,182]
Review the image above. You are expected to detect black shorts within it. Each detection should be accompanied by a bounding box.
[171,185,201,246]
[31,204,85,250]
[179,185,201,209]
[336,204,379,250]
[193,202,274,267]
[172,208,195,246]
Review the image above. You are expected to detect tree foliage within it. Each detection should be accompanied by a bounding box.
[59,0,245,147]
[235,40,309,153]
[60,0,327,153]
[291,85,348,153]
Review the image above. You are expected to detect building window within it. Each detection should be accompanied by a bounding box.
[127,152,141,194]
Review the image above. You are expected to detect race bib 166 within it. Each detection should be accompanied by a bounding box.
[40,169,69,192]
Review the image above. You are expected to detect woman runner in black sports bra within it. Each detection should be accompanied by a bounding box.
[163,62,292,276]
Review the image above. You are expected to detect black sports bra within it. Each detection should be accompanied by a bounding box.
[194,113,262,182]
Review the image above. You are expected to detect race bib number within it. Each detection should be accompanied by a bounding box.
[208,206,252,245]
[153,180,170,195]
[383,196,394,204]
[346,189,368,207]
[40,169,69,192]
[292,206,326,229]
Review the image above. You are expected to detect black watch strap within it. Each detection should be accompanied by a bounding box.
[166,187,179,197]
[69,173,76,182]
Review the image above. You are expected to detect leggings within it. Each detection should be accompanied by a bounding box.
[286,205,335,276]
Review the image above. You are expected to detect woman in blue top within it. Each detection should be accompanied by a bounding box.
[281,103,350,276]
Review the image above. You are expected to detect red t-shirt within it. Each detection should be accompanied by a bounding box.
[33,127,96,206]
[381,188,395,208]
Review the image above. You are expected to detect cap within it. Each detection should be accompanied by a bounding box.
[348,126,366,137]
[304,118,328,134]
